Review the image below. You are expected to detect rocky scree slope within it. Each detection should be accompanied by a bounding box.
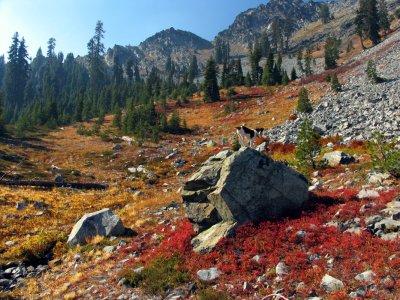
[265,30,400,143]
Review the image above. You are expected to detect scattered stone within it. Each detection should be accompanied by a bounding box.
[103,246,114,254]
[5,241,15,247]
[357,189,380,199]
[113,144,122,151]
[16,202,28,211]
[323,151,355,167]
[275,262,289,276]
[191,221,236,254]
[54,174,64,183]
[196,267,222,281]
[321,274,344,292]
[368,172,391,184]
[133,191,144,197]
[355,270,375,283]
[67,208,130,246]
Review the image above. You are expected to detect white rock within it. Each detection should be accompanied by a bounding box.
[196,267,222,281]
[357,189,379,199]
[355,270,375,283]
[321,274,344,292]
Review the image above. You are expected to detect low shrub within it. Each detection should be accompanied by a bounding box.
[120,255,190,296]
[197,288,232,300]
[369,132,400,178]
[7,230,65,263]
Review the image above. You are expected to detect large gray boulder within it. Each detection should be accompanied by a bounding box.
[67,208,127,245]
[182,147,308,252]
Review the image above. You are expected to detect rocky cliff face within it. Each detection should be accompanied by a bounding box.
[216,0,321,55]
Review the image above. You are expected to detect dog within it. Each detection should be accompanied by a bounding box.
[235,125,264,148]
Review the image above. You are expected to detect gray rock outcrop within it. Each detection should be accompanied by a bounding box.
[67,209,128,246]
[182,147,308,252]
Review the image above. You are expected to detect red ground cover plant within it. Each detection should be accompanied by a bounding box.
[267,143,296,155]
[117,189,400,299]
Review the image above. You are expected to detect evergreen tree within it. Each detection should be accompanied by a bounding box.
[168,111,180,133]
[326,73,332,82]
[378,0,390,37]
[87,20,106,94]
[203,57,220,102]
[324,35,341,69]
[295,118,321,170]
[283,14,294,51]
[134,65,141,83]
[356,0,380,46]
[291,67,297,81]
[188,55,199,84]
[271,17,282,52]
[125,59,134,81]
[304,47,313,76]
[297,87,312,113]
[112,55,123,85]
[261,51,275,86]
[0,90,4,135]
[0,55,5,88]
[366,59,381,83]
[296,49,304,76]
[250,43,262,84]
[319,3,331,24]
[244,72,252,87]
[331,73,342,92]
[260,32,271,57]
[112,105,122,129]
[5,33,30,121]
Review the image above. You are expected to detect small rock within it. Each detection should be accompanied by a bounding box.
[357,189,380,199]
[196,267,222,281]
[5,241,15,247]
[276,262,289,276]
[103,246,114,254]
[355,270,375,283]
[321,274,344,292]
[16,202,28,211]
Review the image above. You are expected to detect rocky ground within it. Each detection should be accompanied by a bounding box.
[266,30,400,144]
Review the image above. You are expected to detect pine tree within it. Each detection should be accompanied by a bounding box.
[250,44,262,84]
[125,59,134,81]
[87,20,106,94]
[356,0,380,46]
[291,67,297,81]
[324,35,341,69]
[262,52,275,86]
[188,55,199,84]
[0,55,5,87]
[295,118,321,170]
[112,105,122,129]
[244,72,252,87]
[325,73,332,82]
[112,55,123,85]
[296,49,304,76]
[366,59,381,83]
[0,90,5,135]
[331,73,342,92]
[168,111,181,133]
[378,0,390,37]
[319,3,331,24]
[5,33,30,121]
[260,32,270,57]
[271,17,282,52]
[283,15,294,51]
[203,57,220,102]
[304,47,313,76]
[297,87,312,113]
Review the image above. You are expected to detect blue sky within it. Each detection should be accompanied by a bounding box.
[0,0,267,59]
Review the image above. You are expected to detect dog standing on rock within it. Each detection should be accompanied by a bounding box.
[235,125,264,148]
